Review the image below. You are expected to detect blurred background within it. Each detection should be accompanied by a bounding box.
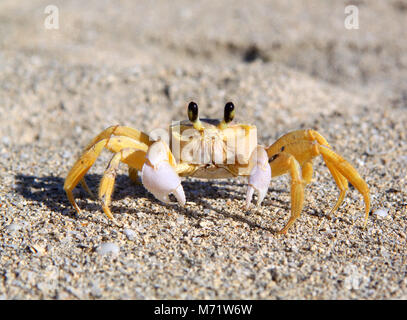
[1,0,406,146]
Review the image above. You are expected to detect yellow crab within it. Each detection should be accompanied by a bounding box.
[64,102,370,234]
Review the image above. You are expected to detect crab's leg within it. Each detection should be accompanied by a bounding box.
[80,125,151,187]
[270,140,350,215]
[323,160,349,216]
[319,145,370,227]
[268,152,305,234]
[266,129,330,159]
[266,129,356,218]
[302,157,349,216]
[64,136,148,214]
[141,140,185,206]
[84,125,151,151]
[128,167,142,185]
[266,140,370,231]
[301,160,314,185]
[80,178,96,199]
[64,140,107,213]
[98,148,145,220]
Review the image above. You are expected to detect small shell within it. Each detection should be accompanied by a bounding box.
[96,243,120,255]
[123,229,136,241]
[374,208,389,218]
[5,223,22,233]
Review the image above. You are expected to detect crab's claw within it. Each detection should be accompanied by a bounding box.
[141,140,186,205]
[246,146,271,209]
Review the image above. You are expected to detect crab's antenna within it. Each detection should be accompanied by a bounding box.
[188,101,203,130]
[219,102,235,129]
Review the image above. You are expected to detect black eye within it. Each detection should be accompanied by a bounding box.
[224,102,235,123]
[188,101,198,122]
[268,154,279,163]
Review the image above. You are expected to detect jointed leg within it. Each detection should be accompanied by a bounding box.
[282,140,370,225]
[64,136,148,214]
[98,148,144,220]
[263,138,370,233]
[268,152,305,234]
[302,160,314,185]
[84,125,151,151]
[80,178,96,199]
[99,153,122,220]
[80,125,152,190]
[291,148,347,217]
[266,129,330,159]
[64,140,107,213]
[128,167,142,185]
[302,157,348,217]
[323,160,349,217]
[319,145,370,227]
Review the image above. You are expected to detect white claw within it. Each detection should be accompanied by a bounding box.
[173,184,186,206]
[141,141,185,206]
[246,146,271,209]
[246,186,255,209]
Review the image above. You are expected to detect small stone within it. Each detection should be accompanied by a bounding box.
[2,136,10,145]
[96,243,120,255]
[137,226,146,234]
[123,229,136,241]
[374,208,389,218]
[37,282,50,292]
[62,150,72,159]
[5,223,22,233]
[90,283,103,298]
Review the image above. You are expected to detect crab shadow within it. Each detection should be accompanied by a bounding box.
[14,173,291,232]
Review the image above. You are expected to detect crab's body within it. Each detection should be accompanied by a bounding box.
[170,119,257,178]
[64,102,370,234]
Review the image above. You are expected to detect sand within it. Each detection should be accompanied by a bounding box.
[0,0,406,299]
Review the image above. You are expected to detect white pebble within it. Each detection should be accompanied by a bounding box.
[374,208,389,218]
[5,223,22,233]
[123,229,136,241]
[96,243,120,255]
[90,283,103,298]
[2,136,10,145]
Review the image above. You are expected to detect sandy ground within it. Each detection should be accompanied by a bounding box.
[0,0,406,299]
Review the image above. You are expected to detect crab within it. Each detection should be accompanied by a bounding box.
[64,101,370,234]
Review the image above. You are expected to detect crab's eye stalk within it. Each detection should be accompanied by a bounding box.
[188,101,203,130]
[188,101,198,122]
[224,102,235,123]
[219,102,235,129]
